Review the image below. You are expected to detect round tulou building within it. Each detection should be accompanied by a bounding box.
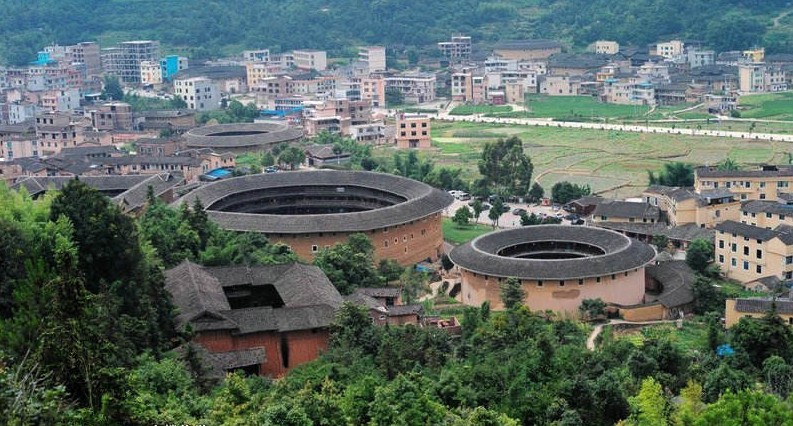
[185,122,303,154]
[449,225,656,314]
[178,170,454,265]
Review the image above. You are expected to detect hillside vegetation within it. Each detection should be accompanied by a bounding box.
[1,0,791,65]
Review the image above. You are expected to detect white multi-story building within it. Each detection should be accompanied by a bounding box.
[174,77,220,111]
[438,35,472,63]
[359,46,386,73]
[384,73,436,104]
[656,40,684,59]
[140,60,163,85]
[293,50,327,71]
[101,40,160,84]
[242,49,270,63]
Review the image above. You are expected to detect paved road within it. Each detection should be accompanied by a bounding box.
[586,319,679,351]
[436,112,793,143]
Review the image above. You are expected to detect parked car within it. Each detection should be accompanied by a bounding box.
[264,166,279,173]
[512,208,527,215]
[572,218,585,225]
[482,203,491,211]
[564,213,579,221]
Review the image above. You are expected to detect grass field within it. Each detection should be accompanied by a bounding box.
[738,92,793,121]
[524,95,652,119]
[441,218,493,245]
[450,105,513,116]
[403,120,790,198]
[627,119,793,134]
[613,322,708,353]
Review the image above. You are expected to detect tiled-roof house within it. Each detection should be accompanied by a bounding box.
[165,260,343,377]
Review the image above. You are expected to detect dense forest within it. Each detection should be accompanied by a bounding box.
[1,0,792,65]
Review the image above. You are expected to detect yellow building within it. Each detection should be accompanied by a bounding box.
[725,296,793,328]
[594,41,620,55]
[739,199,793,229]
[714,220,793,284]
[643,185,741,228]
[695,165,793,202]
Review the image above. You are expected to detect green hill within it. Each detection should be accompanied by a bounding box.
[1,0,791,65]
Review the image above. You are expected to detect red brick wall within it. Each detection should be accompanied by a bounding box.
[194,328,330,378]
[267,212,444,266]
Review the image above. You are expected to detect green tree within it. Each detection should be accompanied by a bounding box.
[478,136,534,196]
[378,259,404,283]
[696,389,793,425]
[579,298,606,321]
[452,206,473,227]
[369,373,447,426]
[674,381,704,426]
[652,235,669,250]
[717,158,739,171]
[471,199,484,224]
[527,182,545,203]
[551,181,591,204]
[500,277,525,310]
[625,377,669,426]
[691,275,724,315]
[102,75,124,101]
[686,239,714,274]
[400,267,429,304]
[648,163,694,187]
[488,198,506,228]
[313,233,382,295]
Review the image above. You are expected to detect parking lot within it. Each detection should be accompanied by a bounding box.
[443,196,580,228]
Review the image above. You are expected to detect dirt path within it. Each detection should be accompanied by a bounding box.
[586,319,678,351]
[773,9,793,27]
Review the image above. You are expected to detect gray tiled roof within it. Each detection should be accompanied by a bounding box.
[593,201,660,220]
[741,200,793,216]
[494,39,562,51]
[387,304,423,316]
[175,170,454,233]
[449,225,656,280]
[734,298,793,315]
[11,175,153,197]
[716,220,781,242]
[356,287,401,298]
[185,122,303,149]
[113,172,185,213]
[645,260,695,308]
[165,260,343,334]
[696,165,793,179]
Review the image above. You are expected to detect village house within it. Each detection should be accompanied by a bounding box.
[714,220,793,285]
[165,260,343,377]
[395,114,431,149]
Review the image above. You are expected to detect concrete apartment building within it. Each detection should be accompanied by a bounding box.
[384,73,436,104]
[451,70,487,103]
[35,112,80,156]
[739,200,793,230]
[695,165,793,202]
[243,49,270,63]
[655,40,685,59]
[359,46,387,73]
[643,185,741,228]
[102,40,160,84]
[86,102,133,131]
[174,77,220,111]
[395,114,431,149]
[438,35,472,63]
[293,50,327,71]
[246,62,273,87]
[140,61,163,85]
[67,42,102,76]
[714,220,793,284]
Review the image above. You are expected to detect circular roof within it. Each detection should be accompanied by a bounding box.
[177,170,454,233]
[449,225,656,280]
[185,122,303,149]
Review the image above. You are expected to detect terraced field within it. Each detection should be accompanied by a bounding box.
[379,120,793,198]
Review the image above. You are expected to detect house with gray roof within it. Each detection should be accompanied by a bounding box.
[726,288,793,328]
[165,260,343,377]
